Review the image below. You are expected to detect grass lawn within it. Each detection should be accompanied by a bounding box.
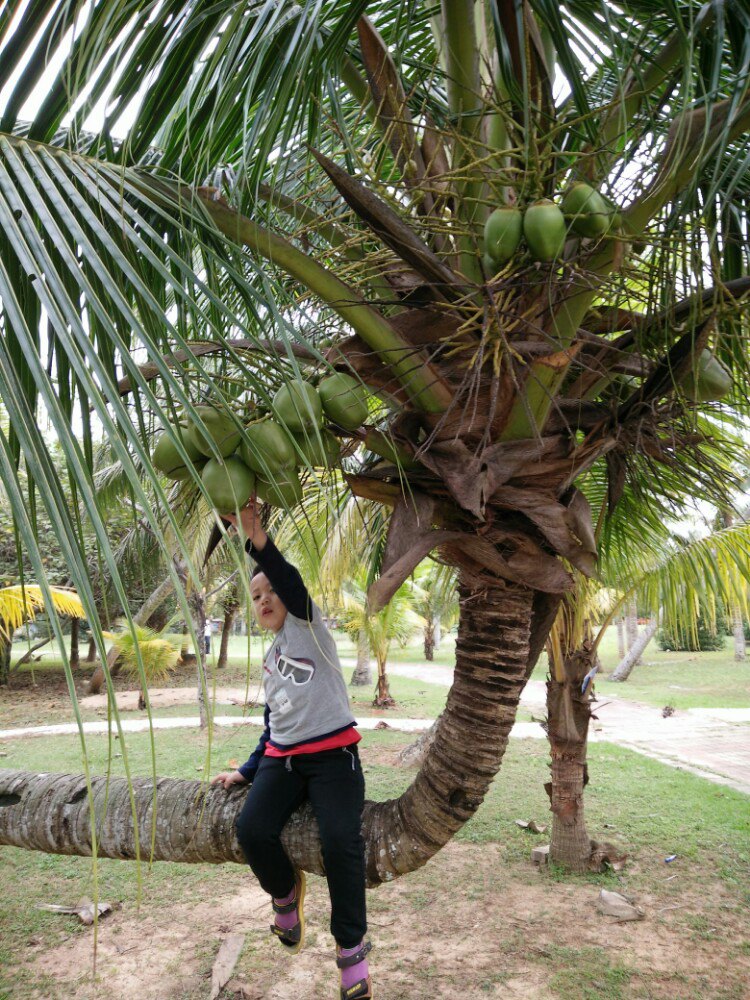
[2,622,748,737]
[532,627,750,711]
[0,729,748,998]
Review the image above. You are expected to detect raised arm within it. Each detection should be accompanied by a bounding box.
[224,499,313,621]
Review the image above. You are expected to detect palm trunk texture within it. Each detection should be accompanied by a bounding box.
[546,648,594,871]
[350,628,372,686]
[625,599,639,660]
[616,618,625,660]
[69,618,79,670]
[373,655,395,707]
[423,616,435,661]
[0,576,534,886]
[732,605,746,662]
[217,607,237,670]
[0,636,10,687]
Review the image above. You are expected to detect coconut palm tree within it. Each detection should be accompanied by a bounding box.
[338,575,422,706]
[546,511,750,870]
[1,1,750,884]
[410,562,459,661]
[104,621,181,710]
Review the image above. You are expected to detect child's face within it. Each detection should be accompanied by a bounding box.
[250,572,288,633]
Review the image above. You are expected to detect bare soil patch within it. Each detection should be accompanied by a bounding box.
[18,842,750,999]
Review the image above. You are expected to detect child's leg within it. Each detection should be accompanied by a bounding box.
[301,746,367,946]
[235,755,306,899]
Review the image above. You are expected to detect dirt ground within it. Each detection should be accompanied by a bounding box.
[17,839,750,1000]
[9,735,749,1000]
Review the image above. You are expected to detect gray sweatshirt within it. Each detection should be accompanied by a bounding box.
[238,537,356,779]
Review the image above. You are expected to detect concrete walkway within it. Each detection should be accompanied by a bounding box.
[383,663,750,796]
[1,660,748,795]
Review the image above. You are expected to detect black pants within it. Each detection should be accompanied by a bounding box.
[235,744,367,948]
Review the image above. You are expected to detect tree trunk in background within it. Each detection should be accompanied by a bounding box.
[610,616,658,682]
[0,632,10,687]
[625,598,639,661]
[373,653,395,707]
[0,577,543,886]
[547,645,595,871]
[86,638,96,662]
[616,618,625,660]
[423,616,435,661]
[69,619,79,670]
[189,591,209,730]
[732,605,746,662]
[217,606,237,670]
[350,629,372,687]
[433,621,442,650]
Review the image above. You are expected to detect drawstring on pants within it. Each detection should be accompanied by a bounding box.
[343,748,356,771]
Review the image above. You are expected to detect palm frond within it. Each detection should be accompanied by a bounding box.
[0,583,85,637]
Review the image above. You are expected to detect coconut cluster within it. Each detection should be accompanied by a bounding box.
[482,182,621,271]
[151,373,369,513]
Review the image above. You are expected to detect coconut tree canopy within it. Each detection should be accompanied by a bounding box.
[0,1,749,879]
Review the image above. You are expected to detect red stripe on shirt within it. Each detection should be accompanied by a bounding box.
[264,724,361,757]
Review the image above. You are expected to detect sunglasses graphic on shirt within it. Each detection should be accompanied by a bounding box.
[276,654,316,686]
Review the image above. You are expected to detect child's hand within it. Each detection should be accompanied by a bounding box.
[211,769,249,790]
[223,498,267,550]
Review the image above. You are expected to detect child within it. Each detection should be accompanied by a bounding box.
[212,499,372,1000]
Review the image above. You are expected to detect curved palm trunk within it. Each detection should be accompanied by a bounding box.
[0,576,534,886]
[546,647,594,871]
[610,615,658,682]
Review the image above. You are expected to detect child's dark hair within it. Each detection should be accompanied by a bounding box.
[251,565,264,579]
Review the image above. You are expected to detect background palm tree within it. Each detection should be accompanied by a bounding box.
[546,514,750,869]
[410,563,459,661]
[0,1,749,883]
[338,574,422,706]
[104,622,181,710]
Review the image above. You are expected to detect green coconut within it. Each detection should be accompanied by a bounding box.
[562,182,610,239]
[483,206,523,265]
[239,419,296,477]
[482,253,498,277]
[272,380,324,434]
[317,373,369,430]
[201,457,256,514]
[681,350,733,402]
[523,200,566,262]
[186,405,242,458]
[255,470,303,508]
[152,425,205,480]
[291,428,341,468]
